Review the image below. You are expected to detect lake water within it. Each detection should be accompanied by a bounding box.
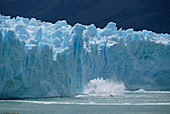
[0,91,170,114]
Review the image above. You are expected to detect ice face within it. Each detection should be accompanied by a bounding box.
[0,14,170,98]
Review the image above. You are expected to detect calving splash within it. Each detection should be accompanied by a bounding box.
[0,14,170,98]
[84,78,125,96]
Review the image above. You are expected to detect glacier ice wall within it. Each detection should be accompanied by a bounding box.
[0,14,170,98]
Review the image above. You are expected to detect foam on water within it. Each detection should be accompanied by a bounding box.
[2,100,170,106]
[125,90,170,94]
[83,78,125,96]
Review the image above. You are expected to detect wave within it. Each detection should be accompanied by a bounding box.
[2,100,170,105]
[83,78,125,96]
[125,90,170,94]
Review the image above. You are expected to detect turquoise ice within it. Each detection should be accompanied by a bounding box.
[0,14,170,98]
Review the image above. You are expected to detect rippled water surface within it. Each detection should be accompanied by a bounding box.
[0,91,170,114]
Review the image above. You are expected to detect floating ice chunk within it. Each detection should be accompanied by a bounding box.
[135,89,146,93]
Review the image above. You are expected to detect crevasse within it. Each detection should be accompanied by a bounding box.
[0,14,170,98]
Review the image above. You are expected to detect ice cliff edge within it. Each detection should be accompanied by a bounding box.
[0,14,170,98]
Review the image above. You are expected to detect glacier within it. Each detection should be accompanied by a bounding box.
[0,14,170,98]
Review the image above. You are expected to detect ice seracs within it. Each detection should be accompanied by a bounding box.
[0,14,170,98]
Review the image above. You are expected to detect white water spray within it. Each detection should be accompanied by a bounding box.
[84,77,125,96]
